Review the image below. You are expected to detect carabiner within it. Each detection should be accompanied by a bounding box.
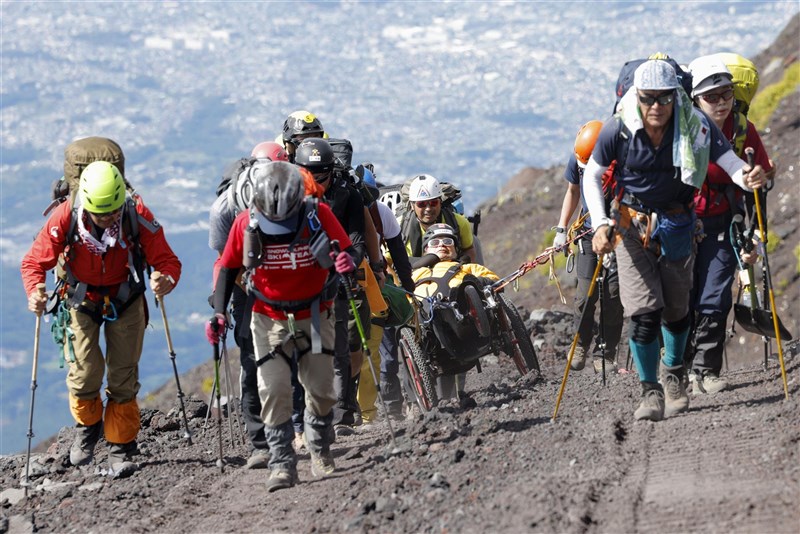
[566,251,575,273]
[102,296,118,322]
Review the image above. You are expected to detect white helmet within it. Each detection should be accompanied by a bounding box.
[408,174,442,202]
[379,189,403,216]
[688,55,733,98]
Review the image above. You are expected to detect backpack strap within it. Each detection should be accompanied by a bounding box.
[61,194,147,320]
[731,111,749,158]
[414,263,463,300]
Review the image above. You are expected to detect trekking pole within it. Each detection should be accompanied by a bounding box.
[596,266,608,386]
[22,283,46,496]
[332,241,399,450]
[209,318,225,472]
[746,148,789,400]
[151,272,192,445]
[552,257,604,421]
[220,336,245,446]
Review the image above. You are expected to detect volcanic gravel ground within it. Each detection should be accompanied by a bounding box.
[2,345,797,534]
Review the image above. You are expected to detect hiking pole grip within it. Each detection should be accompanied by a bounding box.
[23,283,47,495]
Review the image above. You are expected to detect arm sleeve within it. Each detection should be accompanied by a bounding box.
[715,150,748,191]
[583,156,609,229]
[410,253,440,270]
[345,192,367,266]
[212,266,239,314]
[385,234,415,292]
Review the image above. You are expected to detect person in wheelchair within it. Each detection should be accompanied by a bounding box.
[411,224,499,398]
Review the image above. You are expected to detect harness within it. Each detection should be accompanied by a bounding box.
[59,194,149,324]
[243,197,336,354]
[402,207,461,257]
[414,264,463,301]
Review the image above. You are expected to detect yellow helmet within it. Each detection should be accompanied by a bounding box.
[79,161,125,213]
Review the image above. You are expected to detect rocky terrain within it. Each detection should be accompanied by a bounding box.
[1,15,797,534]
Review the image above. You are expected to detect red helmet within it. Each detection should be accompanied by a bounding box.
[251,141,289,162]
[573,120,603,168]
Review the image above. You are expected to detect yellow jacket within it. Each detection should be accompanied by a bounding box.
[412,261,498,298]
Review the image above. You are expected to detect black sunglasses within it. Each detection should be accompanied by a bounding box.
[637,91,675,106]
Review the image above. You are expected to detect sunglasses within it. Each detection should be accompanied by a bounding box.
[313,170,332,183]
[88,207,122,219]
[637,91,675,106]
[699,89,734,104]
[427,237,454,248]
[414,198,441,209]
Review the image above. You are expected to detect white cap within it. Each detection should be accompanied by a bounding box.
[688,55,733,98]
[408,174,442,202]
[634,60,680,91]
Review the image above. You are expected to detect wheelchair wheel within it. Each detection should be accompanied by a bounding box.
[398,327,437,412]
[498,293,540,374]
[463,285,491,339]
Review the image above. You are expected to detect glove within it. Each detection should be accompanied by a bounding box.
[333,251,356,274]
[205,314,226,345]
[552,228,568,250]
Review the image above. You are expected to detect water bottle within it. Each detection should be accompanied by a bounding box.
[242,216,263,269]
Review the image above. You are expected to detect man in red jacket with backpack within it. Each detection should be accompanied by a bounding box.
[22,160,181,477]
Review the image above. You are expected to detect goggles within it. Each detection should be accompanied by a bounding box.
[637,91,675,106]
[414,198,441,209]
[699,88,734,104]
[313,170,332,184]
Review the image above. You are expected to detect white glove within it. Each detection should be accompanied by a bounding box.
[552,228,568,249]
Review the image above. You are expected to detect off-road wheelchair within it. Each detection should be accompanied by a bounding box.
[397,273,539,412]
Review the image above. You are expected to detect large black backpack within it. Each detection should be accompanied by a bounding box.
[215,157,259,215]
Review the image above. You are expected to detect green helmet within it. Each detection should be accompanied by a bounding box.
[79,161,126,213]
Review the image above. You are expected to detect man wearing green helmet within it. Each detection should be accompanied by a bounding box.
[22,159,182,478]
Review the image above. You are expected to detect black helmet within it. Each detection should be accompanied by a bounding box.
[294,138,335,175]
[282,110,325,145]
[251,161,304,234]
[422,223,460,252]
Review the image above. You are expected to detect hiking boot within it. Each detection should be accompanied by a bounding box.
[634,385,665,421]
[593,358,616,374]
[661,365,689,417]
[265,468,296,492]
[701,373,728,394]
[309,449,336,478]
[570,346,587,371]
[107,441,139,479]
[293,432,305,452]
[246,448,269,470]
[69,421,103,466]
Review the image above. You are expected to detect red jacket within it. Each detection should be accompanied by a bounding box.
[219,202,350,320]
[694,114,772,218]
[21,197,181,300]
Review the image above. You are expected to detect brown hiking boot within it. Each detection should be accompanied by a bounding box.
[570,345,587,371]
[265,468,297,492]
[69,421,103,466]
[661,365,689,417]
[634,385,665,421]
[593,358,616,374]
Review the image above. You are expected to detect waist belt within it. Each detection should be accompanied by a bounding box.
[620,192,690,216]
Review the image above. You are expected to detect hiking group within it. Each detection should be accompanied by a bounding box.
[19,50,788,490]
